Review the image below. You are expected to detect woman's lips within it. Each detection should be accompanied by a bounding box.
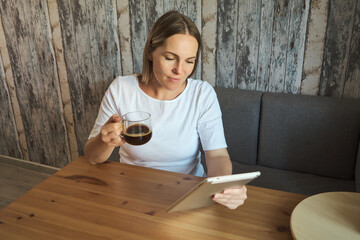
[168,76,181,82]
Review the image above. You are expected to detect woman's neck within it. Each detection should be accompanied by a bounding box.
[138,76,187,100]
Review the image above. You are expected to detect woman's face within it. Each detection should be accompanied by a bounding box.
[150,34,198,93]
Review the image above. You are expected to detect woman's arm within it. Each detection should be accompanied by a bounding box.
[84,114,125,164]
[84,134,116,164]
[205,148,247,209]
[204,148,232,177]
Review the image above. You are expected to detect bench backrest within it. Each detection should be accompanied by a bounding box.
[215,88,262,165]
[215,87,360,182]
[258,93,360,180]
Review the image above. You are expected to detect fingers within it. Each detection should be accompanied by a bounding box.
[100,124,121,137]
[100,114,125,147]
[111,114,122,123]
[100,130,125,147]
[212,186,247,210]
[105,114,121,124]
[103,137,125,147]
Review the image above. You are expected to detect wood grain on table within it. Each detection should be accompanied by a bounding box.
[0,157,307,240]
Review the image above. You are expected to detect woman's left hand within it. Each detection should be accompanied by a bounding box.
[212,186,247,209]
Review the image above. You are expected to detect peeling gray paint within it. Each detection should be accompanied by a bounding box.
[0,0,359,168]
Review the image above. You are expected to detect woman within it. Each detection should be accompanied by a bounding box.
[84,11,247,209]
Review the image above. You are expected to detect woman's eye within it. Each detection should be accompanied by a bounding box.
[187,61,195,64]
[165,56,174,60]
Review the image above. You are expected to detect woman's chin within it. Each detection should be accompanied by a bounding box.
[165,82,186,91]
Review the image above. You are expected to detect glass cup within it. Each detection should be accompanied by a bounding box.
[121,111,152,146]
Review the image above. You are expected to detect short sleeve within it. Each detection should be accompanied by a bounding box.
[197,85,227,151]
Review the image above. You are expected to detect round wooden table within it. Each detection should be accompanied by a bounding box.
[290,192,360,240]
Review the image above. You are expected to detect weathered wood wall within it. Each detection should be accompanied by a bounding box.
[0,0,359,168]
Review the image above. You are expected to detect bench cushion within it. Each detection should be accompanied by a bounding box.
[232,162,356,195]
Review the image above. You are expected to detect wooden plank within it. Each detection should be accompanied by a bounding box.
[0,11,29,161]
[163,1,188,17]
[88,0,121,97]
[216,0,237,88]
[0,163,52,209]
[256,0,275,91]
[29,0,71,166]
[163,0,175,12]
[284,0,310,94]
[104,0,122,79]
[187,0,202,80]
[86,0,111,116]
[58,1,120,156]
[0,154,59,175]
[236,0,261,90]
[268,0,291,93]
[201,0,217,86]
[301,0,329,95]
[47,0,79,161]
[187,0,202,31]
[117,0,133,75]
[0,0,71,167]
[0,157,307,239]
[129,0,147,74]
[343,0,360,99]
[111,0,123,77]
[0,52,22,159]
[57,0,92,157]
[174,0,188,15]
[97,0,121,81]
[89,0,121,141]
[0,195,13,211]
[319,0,357,97]
[145,0,163,33]
[57,0,88,158]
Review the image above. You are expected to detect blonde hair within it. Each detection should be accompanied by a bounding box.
[140,11,201,84]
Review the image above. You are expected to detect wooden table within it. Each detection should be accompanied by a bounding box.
[290,192,360,240]
[0,157,307,240]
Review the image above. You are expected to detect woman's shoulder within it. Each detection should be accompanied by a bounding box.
[187,78,216,96]
[112,74,138,84]
[109,74,138,89]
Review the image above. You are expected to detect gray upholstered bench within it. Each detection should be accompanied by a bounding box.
[214,87,360,195]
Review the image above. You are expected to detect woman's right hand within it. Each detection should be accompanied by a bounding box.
[99,114,126,147]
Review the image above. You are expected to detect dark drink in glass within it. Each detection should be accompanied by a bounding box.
[122,124,152,145]
[121,111,152,146]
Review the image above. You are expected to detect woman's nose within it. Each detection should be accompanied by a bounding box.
[172,62,183,74]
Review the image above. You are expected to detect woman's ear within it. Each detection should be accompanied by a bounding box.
[148,49,153,61]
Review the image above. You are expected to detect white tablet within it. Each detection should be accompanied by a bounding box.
[166,171,261,213]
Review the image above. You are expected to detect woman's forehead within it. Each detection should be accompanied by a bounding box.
[160,34,198,56]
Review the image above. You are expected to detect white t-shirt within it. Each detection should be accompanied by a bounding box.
[88,75,227,176]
